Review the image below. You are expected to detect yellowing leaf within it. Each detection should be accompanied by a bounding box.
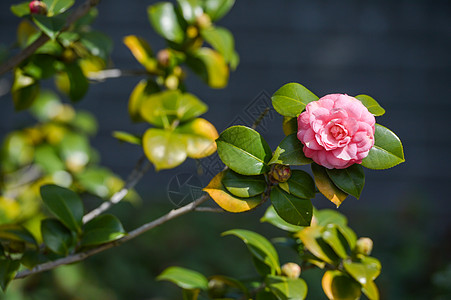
[176,118,218,158]
[311,164,348,207]
[203,171,261,212]
[123,35,158,72]
[322,270,361,300]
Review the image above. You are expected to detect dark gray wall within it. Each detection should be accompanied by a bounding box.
[1,1,450,223]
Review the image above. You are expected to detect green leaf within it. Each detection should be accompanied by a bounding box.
[128,79,160,122]
[11,2,30,17]
[40,185,84,233]
[216,126,272,175]
[321,224,350,259]
[175,118,218,159]
[142,128,187,170]
[76,167,116,198]
[201,26,239,69]
[0,258,20,291]
[71,111,98,136]
[221,169,266,198]
[202,0,235,21]
[11,69,40,111]
[311,164,348,208]
[355,94,385,116]
[280,170,315,199]
[343,259,380,286]
[140,90,208,128]
[269,134,312,166]
[271,83,319,117]
[32,15,66,40]
[35,144,65,174]
[22,54,57,79]
[295,226,340,265]
[266,275,308,300]
[222,229,280,274]
[80,31,113,62]
[183,289,200,300]
[148,2,185,43]
[177,0,203,23]
[326,164,365,199]
[42,0,75,16]
[59,132,90,171]
[314,209,348,227]
[41,218,74,255]
[0,224,37,246]
[282,117,297,136]
[157,266,208,290]
[113,131,142,145]
[29,89,61,121]
[186,47,229,88]
[260,205,303,232]
[203,170,261,212]
[322,270,361,300]
[362,280,379,300]
[270,186,312,227]
[80,215,126,247]
[361,124,405,170]
[59,62,89,102]
[123,35,158,72]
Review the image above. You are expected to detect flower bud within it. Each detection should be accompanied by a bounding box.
[196,13,212,29]
[157,49,171,67]
[281,262,301,278]
[164,75,179,90]
[29,0,47,15]
[270,164,292,183]
[355,237,373,255]
[186,25,199,39]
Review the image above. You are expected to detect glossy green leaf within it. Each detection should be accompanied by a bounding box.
[270,186,312,227]
[201,26,238,69]
[128,79,160,122]
[222,229,280,274]
[123,35,158,72]
[216,126,272,175]
[269,134,312,166]
[40,184,83,233]
[362,280,379,300]
[148,2,185,43]
[42,0,74,15]
[175,118,218,158]
[343,259,380,286]
[221,169,266,198]
[142,128,187,170]
[203,170,261,212]
[355,94,385,116]
[113,131,142,145]
[41,218,74,255]
[322,270,361,300]
[32,15,66,40]
[202,0,235,21]
[60,62,89,102]
[0,258,20,291]
[80,214,126,247]
[0,224,37,246]
[177,0,203,23]
[322,224,350,259]
[22,54,57,79]
[266,275,308,300]
[282,117,297,136]
[271,83,319,117]
[140,90,207,128]
[208,275,249,298]
[296,226,339,265]
[326,164,365,199]
[80,31,113,62]
[280,170,315,199]
[314,209,348,227]
[260,205,303,232]
[11,2,30,17]
[311,164,348,208]
[157,266,208,290]
[362,124,405,170]
[186,47,229,88]
[11,69,40,111]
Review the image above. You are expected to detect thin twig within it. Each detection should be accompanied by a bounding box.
[87,69,160,81]
[0,0,101,76]
[251,107,270,130]
[194,207,225,213]
[15,194,210,279]
[82,156,152,224]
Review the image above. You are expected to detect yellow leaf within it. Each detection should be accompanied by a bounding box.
[123,35,158,72]
[311,164,347,207]
[203,171,261,212]
[176,118,218,158]
[322,270,362,300]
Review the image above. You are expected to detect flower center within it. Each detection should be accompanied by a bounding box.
[329,124,347,140]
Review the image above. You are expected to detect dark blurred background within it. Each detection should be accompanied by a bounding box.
[1,0,451,299]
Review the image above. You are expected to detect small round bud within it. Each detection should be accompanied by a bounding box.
[208,278,227,298]
[270,164,292,183]
[186,25,199,39]
[281,262,301,278]
[164,75,179,90]
[29,0,47,15]
[157,49,171,67]
[173,66,184,78]
[196,13,212,29]
[355,237,373,255]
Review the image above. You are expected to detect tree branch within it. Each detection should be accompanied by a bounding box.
[87,69,159,81]
[0,0,101,76]
[15,193,211,279]
[82,155,152,224]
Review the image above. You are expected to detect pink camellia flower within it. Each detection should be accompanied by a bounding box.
[297,94,375,169]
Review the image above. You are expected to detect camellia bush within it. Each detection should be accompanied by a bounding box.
[0,0,405,299]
